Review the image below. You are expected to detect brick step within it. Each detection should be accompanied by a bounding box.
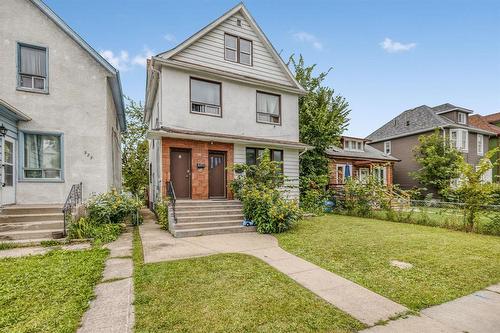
[175,204,242,212]
[175,200,242,207]
[0,229,63,241]
[0,205,62,215]
[176,209,243,217]
[176,214,244,223]
[0,220,64,232]
[174,220,244,230]
[0,213,64,223]
[174,225,256,238]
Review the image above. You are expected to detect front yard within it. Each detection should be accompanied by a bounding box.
[277,214,500,310]
[0,248,108,333]
[133,231,364,333]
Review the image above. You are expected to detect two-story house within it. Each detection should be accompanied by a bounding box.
[366,103,495,190]
[0,0,125,241]
[469,113,500,182]
[144,4,309,237]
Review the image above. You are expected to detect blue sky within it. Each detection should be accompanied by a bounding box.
[44,0,500,137]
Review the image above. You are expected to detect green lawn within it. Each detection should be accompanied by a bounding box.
[133,231,364,333]
[276,215,500,310]
[0,248,108,333]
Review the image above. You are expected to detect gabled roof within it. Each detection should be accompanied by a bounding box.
[483,112,500,124]
[155,3,305,92]
[30,0,126,131]
[326,143,399,162]
[366,104,495,143]
[469,115,500,135]
[432,103,473,114]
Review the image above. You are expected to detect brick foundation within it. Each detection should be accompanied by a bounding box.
[162,137,234,200]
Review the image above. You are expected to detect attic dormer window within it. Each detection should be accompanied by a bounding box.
[457,112,467,124]
[344,140,363,152]
[224,33,252,66]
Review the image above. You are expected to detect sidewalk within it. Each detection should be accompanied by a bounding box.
[77,230,135,333]
[139,212,407,326]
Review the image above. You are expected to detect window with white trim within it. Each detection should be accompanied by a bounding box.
[344,139,363,152]
[384,141,391,155]
[457,112,467,124]
[190,78,221,116]
[23,133,62,179]
[477,134,484,156]
[450,129,468,152]
[18,43,47,92]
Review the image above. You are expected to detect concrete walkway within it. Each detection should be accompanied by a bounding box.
[0,243,90,259]
[77,230,134,333]
[139,212,408,326]
[361,285,500,333]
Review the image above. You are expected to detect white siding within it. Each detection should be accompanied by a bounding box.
[160,67,299,141]
[234,144,300,199]
[170,13,293,87]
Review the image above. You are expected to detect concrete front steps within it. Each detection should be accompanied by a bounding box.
[0,205,64,242]
[171,200,255,237]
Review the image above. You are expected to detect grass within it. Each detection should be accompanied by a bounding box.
[276,214,500,310]
[132,229,364,333]
[0,248,108,333]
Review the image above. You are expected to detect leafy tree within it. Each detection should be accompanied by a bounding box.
[454,148,499,231]
[122,97,149,199]
[288,55,350,194]
[412,130,463,196]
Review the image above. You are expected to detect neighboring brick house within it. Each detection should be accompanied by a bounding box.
[326,136,399,187]
[469,113,500,182]
[366,103,496,190]
[144,4,310,235]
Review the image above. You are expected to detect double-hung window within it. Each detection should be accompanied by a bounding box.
[190,78,221,117]
[477,134,484,156]
[256,92,280,124]
[23,133,62,180]
[224,34,252,66]
[457,112,467,124]
[344,140,363,151]
[18,43,47,92]
[450,129,468,152]
[384,141,391,155]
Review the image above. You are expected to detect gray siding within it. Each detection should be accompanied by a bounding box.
[170,13,293,87]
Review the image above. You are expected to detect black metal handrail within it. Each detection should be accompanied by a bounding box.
[62,182,83,236]
[166,181,176,223]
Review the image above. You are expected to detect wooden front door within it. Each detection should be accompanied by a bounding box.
[170,149,191,199]
[209,151,226,198]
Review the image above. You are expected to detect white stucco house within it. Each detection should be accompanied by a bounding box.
[145,4,310,236]
[0,0,125,207]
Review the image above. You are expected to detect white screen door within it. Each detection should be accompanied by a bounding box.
[2,137,16,205]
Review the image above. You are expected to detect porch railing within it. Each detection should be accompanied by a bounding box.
[62,182,83,236]
[166,181,177,223]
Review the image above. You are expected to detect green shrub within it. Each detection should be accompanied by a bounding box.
[155,199,169,230]
[68,217,124,244]
[299,176,332,215]
[230,149,301,234]
[85,190,142,225]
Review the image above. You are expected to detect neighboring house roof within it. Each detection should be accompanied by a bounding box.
[148,126,313,150]
[483,112,500,124]
[326,143,400,162]
[30,0,126,131]
[156,3,305,93]
[366,104,495,143]
[0,99,32,121]
[432,103,473,114]
[469,115,500,135]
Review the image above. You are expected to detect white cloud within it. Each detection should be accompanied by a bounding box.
[132,48,155,67]
[380,38,416,53]
[100,48,155,70]
[100,50,129,71]
[164,33,176,43]
[292,31,323,50]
